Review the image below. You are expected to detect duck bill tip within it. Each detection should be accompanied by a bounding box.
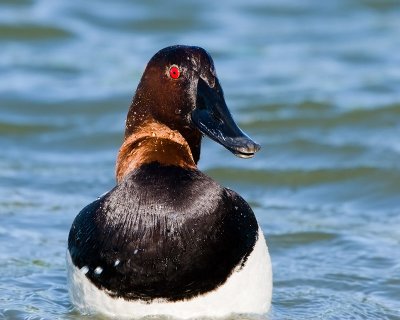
[229,140,261,159]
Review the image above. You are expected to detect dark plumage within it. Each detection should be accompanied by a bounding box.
[69,163,258,301]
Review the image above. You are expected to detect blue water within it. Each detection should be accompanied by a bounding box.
[1,0,400,319]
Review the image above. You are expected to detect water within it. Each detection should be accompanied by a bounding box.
[1,0,400,319]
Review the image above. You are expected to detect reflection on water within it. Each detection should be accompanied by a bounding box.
[1,0,400,319]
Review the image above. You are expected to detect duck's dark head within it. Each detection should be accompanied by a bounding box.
[118,45,260,181]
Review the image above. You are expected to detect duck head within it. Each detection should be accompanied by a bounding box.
[118,45,260,181]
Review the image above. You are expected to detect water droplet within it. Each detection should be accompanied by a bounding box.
[152,132,156,137]
[234,206,238,210]
[94,266,103,275]
[80,266,89,274]
[134,249,138,255]
[175,108,181,115]
[138,142,142,146]
[114,259,120,267]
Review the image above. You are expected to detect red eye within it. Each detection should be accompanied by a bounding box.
[169,66,180,79]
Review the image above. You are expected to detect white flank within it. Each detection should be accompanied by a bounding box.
[66,229,272,319]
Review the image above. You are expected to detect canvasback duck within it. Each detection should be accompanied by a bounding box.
[67,45,272,319]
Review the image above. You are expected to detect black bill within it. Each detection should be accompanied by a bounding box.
[191,77,261,158]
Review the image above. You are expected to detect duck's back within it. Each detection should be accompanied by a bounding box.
[68,162,259,302]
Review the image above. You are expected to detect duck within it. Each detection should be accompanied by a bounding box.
[67,45,272,319]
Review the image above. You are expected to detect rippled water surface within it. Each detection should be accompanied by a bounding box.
[1,0,400,319]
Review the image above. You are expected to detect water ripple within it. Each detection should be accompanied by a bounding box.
[0,23,73,40]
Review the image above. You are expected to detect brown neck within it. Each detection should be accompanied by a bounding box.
[116,121,197,183]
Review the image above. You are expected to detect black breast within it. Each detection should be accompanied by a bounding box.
[68,163,258,301]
